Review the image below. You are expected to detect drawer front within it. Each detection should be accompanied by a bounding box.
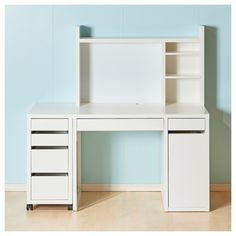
[168,118,205,131]
[31,133,68,146]
[31,149,68,173]
[31,176,68,200]
[31,119,68,131]
[77,119,164,131]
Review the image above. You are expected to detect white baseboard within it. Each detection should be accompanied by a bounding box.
[210,184,231,192]
[5,183,231,192]
[5,184,26,191]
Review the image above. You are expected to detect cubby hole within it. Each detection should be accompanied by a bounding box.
[166,79,202,104]
[166,42,200,53]
[165,55,201,78]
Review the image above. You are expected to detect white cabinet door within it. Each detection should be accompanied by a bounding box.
[169,133,209,211]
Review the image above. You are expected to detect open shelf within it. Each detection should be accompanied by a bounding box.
[165,74,201,79]
[80,37,200,44]
[165,54,200,78]
[166,79,202,104]
[166,42,200,53]
[165,52,200,56]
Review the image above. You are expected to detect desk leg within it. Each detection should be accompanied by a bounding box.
[161,118,168,211]
[72,119,81,211]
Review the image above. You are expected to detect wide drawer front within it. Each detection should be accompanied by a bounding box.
[168,118,205,131]
[31,119,68,131]
[31,133,68,146]
[31,176,68,200]
[77,119,164,131]
[31,149,68,173]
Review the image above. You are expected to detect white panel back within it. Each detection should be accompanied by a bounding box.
[80,43,163,103]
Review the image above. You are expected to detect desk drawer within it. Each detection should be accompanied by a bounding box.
[31,149,68,173]
[31,176,68,200]
[31,133,68,146]
[168,118,205,131]
[77,119,163,131]
[31,119,68,131]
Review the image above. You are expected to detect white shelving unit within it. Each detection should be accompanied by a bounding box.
[76,27,205,107]
[165,29,204,105]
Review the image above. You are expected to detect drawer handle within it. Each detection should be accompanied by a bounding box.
[31,131,68,134]
[168,131,204,134]
[31,173,68,176]
[31,146,68,149]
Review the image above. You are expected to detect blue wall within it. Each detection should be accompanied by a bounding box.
[5,5,231,184]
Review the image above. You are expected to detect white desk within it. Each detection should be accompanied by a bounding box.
[27,103,209,211]
[26,25,209,212]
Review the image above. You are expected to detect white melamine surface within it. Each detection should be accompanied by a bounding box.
[77,103,166,118]
[168,133,209,210]
[80,43,163,103]
[168,118,205,131]
[31,176,68,200]
[31,149,68,173]
[80,37,200,43]
[31,133,68,146]
[77,118,164,131]
[31,119,68,131]
[28,103,209,118]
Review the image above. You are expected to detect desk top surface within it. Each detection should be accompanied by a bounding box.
[28,103,209,118]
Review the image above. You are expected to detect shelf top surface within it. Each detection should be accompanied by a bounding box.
[28,103,209,118]
[79,37,200,43]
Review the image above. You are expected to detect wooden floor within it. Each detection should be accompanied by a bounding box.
[5,191,231,231]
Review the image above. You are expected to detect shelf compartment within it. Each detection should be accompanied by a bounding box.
[166,79,201,104]
[166,42,200,53]
[165,55,200,76]
[165,74,201,79]
[165,52,200,56]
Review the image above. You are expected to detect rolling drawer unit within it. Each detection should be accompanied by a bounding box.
[26,118,73,210]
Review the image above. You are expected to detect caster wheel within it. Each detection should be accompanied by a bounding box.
[68,204,73,210]
[26,204,33,211]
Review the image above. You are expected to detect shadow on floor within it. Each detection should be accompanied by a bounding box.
[210,191,231,211]
[79,191,122,210]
